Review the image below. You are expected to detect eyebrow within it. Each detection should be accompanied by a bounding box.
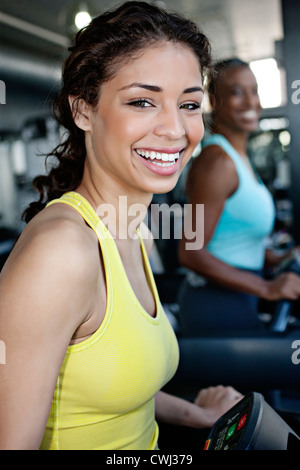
[118,82,204,94]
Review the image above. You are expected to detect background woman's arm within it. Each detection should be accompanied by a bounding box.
[179,146,300,301]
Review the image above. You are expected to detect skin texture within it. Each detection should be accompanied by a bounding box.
[179,65,300,302]
[0,42,242,450]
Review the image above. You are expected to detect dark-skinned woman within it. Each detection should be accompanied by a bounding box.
[178,58,300,334]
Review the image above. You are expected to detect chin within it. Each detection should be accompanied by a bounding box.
[150,178,179,196]
[246,124,259,133]
[241,119,260,132]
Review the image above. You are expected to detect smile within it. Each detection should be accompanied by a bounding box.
[135,149,180,167]
[241,110,258,120]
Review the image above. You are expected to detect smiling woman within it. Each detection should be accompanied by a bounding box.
[72,41,205,195]
[177,58,300,335]
[0,1,243,451]
[21,3,211,222]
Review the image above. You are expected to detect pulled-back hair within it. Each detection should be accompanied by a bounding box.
[207,57,249,101]
[23,1,212,222]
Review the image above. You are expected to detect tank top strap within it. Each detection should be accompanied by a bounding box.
[202,133,245,174]
[202,133,264,184]
[46,191,160,314]
[47,191,110,240]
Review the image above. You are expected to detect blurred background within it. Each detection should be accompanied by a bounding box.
[0,0,299,271]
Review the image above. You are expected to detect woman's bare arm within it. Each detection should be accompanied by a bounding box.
[155,387,243,429]
[178,146,300,301]
[0,214,96,449]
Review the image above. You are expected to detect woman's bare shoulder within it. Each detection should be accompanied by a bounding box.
[1,203,99,326]
[12,203,97,268]
[186,144,238,201]
[191,144,236,176]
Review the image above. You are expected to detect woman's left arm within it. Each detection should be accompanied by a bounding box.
[155,386,243,429]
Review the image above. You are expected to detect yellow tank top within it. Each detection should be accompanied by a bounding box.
[40,192,179,450]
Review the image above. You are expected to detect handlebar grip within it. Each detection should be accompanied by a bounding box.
[269,300,292,332]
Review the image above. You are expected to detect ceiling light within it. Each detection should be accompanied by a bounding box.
[75,10,92,29]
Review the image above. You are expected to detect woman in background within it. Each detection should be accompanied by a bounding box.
[178,58,300,334]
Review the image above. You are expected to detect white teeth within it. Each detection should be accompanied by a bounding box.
[242,110,257,119]
[152,161,173,167]
[136,149,180,163]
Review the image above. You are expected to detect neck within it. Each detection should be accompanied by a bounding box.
[213,124,249,156]
[76,163,151,240]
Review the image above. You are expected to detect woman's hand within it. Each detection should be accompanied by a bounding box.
[194,385,243,428]
[264,272,300,301]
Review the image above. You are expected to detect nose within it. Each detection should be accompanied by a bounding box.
[153,106,186,139]
[244,90,261,109]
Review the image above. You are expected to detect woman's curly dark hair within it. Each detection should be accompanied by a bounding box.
[23,0,212,223]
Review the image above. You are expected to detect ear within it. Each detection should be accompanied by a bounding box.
[68,95,91,131]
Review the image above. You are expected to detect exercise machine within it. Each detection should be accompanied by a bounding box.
[204,392,300,450]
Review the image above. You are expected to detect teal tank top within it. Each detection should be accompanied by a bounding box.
[203,134,275,270]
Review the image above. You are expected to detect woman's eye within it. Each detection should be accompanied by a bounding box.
[127,99,152,108]
[180,102,201,111]
[231,87,244,97]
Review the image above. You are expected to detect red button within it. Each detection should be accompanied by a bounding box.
[237,413,247,431]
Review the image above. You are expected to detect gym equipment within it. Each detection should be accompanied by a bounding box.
[204,392,300,450]
[270,250,300,332]
[167,333,300,393]
[163,333,300,436]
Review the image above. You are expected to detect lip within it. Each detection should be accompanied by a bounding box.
[136,147,185,154]
[134,148,184,176]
